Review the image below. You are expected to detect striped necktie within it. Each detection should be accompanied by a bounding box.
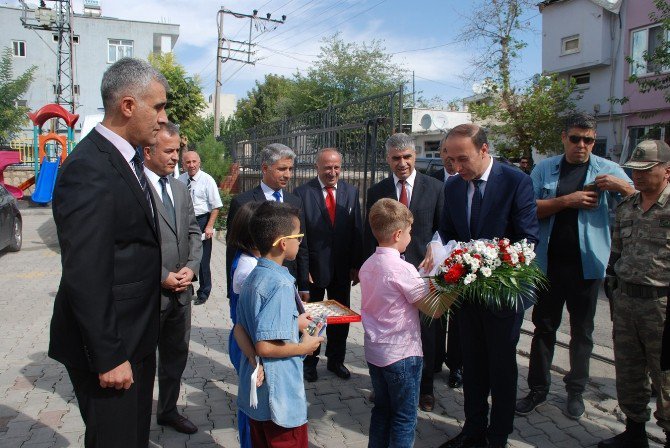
[132,147,153,211]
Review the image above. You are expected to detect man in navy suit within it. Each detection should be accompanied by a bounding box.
[364,133,444,412]
[225,143,310,300]
[429,124,539,448]
[295,148,363,381]
[432,136,463,390]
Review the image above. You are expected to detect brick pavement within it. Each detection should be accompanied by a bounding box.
[0,208,663,447]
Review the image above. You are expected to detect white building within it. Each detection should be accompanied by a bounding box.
[202,93,237,122]
[407,108,472,157]
[2,3,179,139]
[540,0,626,159]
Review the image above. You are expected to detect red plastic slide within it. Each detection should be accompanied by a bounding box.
[0,151,23,199]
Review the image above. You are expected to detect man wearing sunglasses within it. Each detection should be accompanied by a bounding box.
[517,112,634,420]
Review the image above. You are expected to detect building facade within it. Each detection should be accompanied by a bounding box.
[540,0,627,160]
[2,4,179,139]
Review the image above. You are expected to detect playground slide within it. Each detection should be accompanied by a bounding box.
[32,157,59,204]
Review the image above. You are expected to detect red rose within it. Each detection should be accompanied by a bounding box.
[443,263,466,284]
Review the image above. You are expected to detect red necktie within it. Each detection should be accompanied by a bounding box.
[325,186,336,225]
[399,180,409,207]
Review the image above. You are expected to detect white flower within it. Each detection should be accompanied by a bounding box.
[481,267,492,277]
[463,273,477,285]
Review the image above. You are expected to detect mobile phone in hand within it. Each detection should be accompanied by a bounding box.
[583,182,597,192]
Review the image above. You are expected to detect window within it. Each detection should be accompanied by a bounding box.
[14,100,27,107]
[12,41,26,57]
[53,34,80,44]
[74,85,80,95]
[561,35,580,55]
[631,24,670,76]
[107,39,133,63]
[571,73,590,86]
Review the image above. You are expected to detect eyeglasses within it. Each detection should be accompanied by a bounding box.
[272,233,304,247]
[568,135,595,145]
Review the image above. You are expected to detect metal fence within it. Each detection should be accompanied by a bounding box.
[223,88,405,208]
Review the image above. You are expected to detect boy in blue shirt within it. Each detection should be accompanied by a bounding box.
[236,201,324,447]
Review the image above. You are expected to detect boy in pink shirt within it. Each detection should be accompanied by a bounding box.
[360,198,428,448]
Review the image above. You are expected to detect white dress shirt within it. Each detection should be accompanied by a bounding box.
[392,169,417,206]
[178,169,222,216]
[318,177,337,201]
[260,181,284,202]
[95,123,138,181]
[466,156,494,223]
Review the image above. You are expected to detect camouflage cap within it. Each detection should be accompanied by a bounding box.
[622,139,670,170]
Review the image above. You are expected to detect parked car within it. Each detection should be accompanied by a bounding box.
[415,155,520,176]
[0,184,22,252]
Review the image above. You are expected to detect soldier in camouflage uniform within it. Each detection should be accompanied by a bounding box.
[599,140,670,448]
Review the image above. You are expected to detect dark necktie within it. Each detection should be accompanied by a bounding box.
[187,176,194,194]
[470,179,483,239]
[325,186,336,225]
[159,176,177,229]
[132,148,153,211]
[398,180,409,207]
[272,190,282,202]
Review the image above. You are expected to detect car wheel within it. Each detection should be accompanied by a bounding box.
[8,216,22,252]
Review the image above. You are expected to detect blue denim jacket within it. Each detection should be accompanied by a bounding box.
[531,154,633,280]
[236,258,307,428]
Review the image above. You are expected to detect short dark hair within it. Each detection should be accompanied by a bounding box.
[161,121,180,137]
[250,201,300,255]
[564,112,596,133]
[446,123,488,149]
[226,201,261,254]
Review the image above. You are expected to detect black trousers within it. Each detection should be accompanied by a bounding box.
[446,310,463,372]
[157,298,191,421]
[304,280,351,366]
[460,302,523,445]
[420,316,446,394]
[195,213,212,299]
[527,261,601,394]
[67,353,156,448]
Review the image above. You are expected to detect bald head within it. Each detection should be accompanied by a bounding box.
[316,148,342,188]
[182,150,201,177]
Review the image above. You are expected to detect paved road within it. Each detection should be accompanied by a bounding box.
[0,207,663,447]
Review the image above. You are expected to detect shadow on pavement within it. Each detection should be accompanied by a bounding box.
[0,404,73,447]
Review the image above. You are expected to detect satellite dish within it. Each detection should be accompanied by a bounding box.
[420,114,432,130]
[433,112,449,130]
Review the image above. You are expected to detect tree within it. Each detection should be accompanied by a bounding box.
[233,34,407,128]
[628,0,670,102]
[148,52,206,142]
[0,47,36,143]
[460,0,577,158]
[470,75,578,158]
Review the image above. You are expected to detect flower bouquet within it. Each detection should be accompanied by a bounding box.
[419,238,547,318]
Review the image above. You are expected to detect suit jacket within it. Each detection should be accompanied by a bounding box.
[364,171,444,267]
[49,128,161,373]
[432,169,447,183]
[148,175,202,310]
[225,185,309,291]
[438,159,539,309]
[294,178,363,288]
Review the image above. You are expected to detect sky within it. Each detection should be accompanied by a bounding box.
[14,0,544,106]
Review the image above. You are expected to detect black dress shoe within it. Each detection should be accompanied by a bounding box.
[419,393,435,412]
[438,432,487,448]
[157,415,198,434]
[448,368,463,388]
[303,365,318,382]
[193,296,208,305]
[327,361,351,379]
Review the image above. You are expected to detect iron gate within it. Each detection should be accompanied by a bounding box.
[223,88,405,208]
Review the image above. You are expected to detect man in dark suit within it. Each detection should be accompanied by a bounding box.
[49,58,168,447]
[364,133,444,412]
[226,143,309,298]
[429,124,539,448]
[143,122,202,434]
[295,148,363,382]
[432,136,463,390]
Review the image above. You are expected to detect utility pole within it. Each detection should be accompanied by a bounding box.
[19,0,77,114]
[213,7,286,137]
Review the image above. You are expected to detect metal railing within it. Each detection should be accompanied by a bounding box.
[7,139,35,165]
[223,88,405,208]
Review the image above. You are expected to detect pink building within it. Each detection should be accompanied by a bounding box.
[541,0,670,161]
